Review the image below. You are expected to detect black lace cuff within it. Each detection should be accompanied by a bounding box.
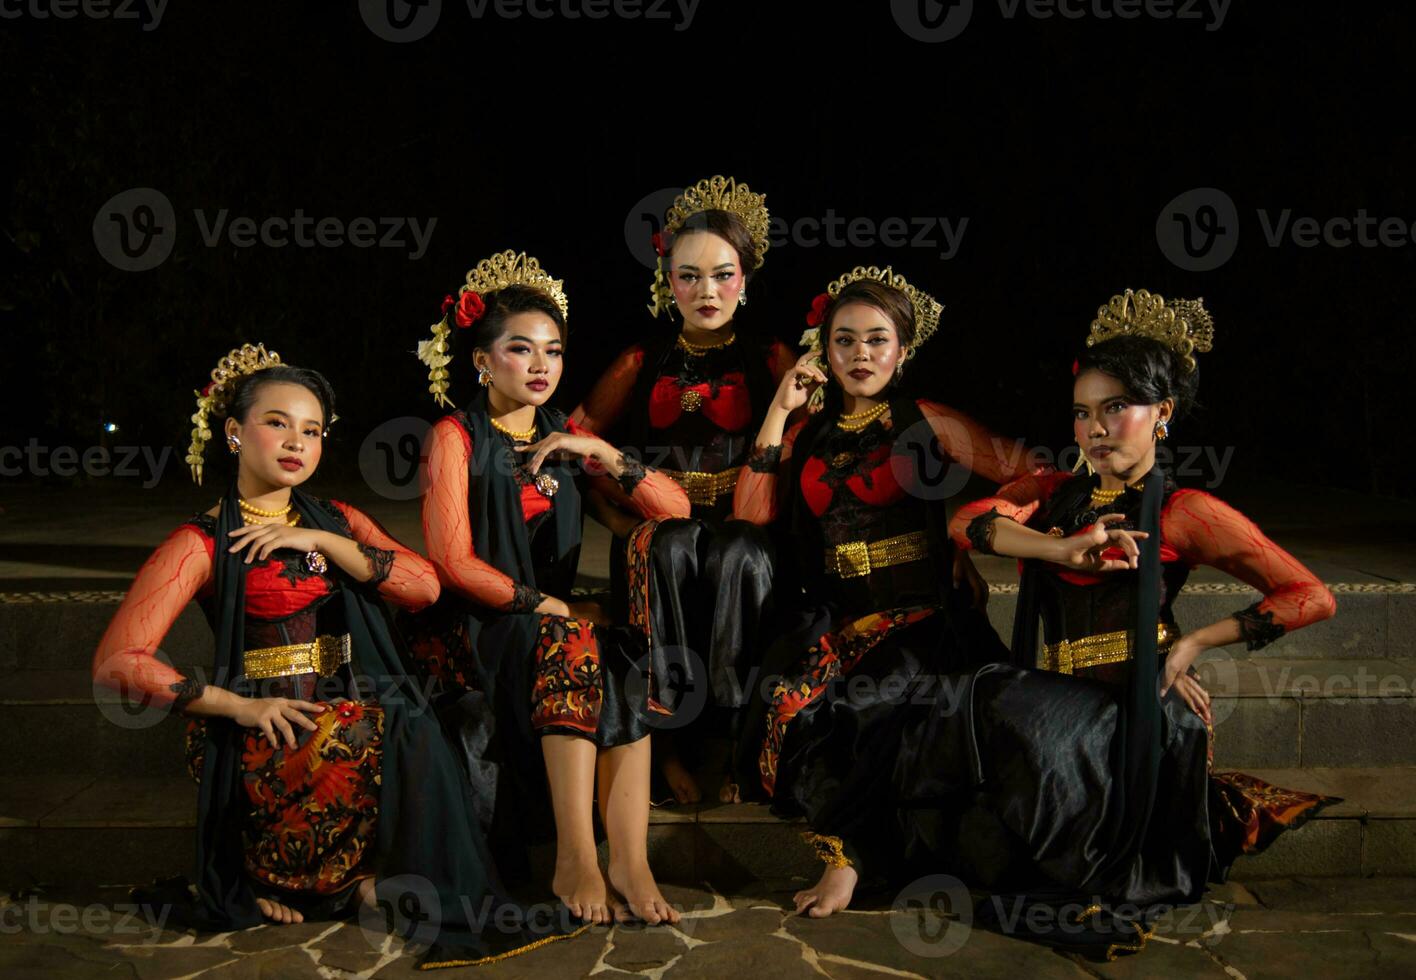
[168,676,205,710]
[965,508,1005,555]
[358,544,394,586]
[746,444,783,473]
[615,454,648,496]
[506,581,544,615]
[1233,601,1285,651]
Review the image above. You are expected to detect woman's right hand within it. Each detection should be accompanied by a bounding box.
[1053,513,1149,572]
[772,351,828,415]
[229,696,326,748]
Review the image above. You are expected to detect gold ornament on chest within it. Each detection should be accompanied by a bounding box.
[679,388,704,413]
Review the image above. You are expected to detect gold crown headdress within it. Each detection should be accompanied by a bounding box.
[186,343,283,486]
[417,249,569,408]
[647,175,770,318]
[1086,288,1214,373]
[798,265,944,356]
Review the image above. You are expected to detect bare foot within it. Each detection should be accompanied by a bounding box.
[717,775,741,804]
[255,896,304,924]
[660,753,701,806]
[608,858,680,925]
[552,855,613,926]
[794,865,858,918]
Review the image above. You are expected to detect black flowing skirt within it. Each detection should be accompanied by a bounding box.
[623,516,778,721]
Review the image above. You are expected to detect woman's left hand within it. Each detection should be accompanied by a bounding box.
[227,524,330,564]
[1161,637,1211,723]
[516,433,619,476]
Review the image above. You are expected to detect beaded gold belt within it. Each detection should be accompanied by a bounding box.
[244,634,352,680]
[661,467,740,507]
[824,531,930,579]
[1040,622,1179,674]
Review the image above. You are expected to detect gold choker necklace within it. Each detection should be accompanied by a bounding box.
[677,332,735,355]
[238,498,292,519]
[836,402,890,432]
[490,416,537,442]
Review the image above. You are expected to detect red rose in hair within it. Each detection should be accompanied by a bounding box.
[455,290,486,328]
[805,292,832,327]
[441,294,456,315]
[651,231,665,257]
[1071,358,1081,376]
[201,381,216,397]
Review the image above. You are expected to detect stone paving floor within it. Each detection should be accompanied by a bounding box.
[4,876,1415,979]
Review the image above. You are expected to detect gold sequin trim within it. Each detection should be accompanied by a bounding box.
[243,634,351,680]
[660,467,740,507]
[1040,623,1178,674]
[802,832,852,869]
[824,531,930,580]
[416,923,592,970]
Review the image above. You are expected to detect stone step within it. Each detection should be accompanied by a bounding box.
[3,769,1414,891]
[3,582,1413,673]
[7,657,1416,777]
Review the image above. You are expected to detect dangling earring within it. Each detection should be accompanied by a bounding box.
[478,367,492,388]
[738,289,747,308]
[1154,418,1170,441]
[226,434,241,454]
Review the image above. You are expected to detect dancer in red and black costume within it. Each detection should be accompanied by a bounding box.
[573,176,797,804]
[731,267,1033,920]
[410,251,690,927]
[93,345,579,968]
[937,290,1337,958]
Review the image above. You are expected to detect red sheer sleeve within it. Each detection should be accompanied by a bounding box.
[733,418,806,526]
[330,500,440,612]
[1164,489,1337,646]
[92,524,213,707]
[919,399,1037,486]
[421,417,530,612]
[565,418,690,519]
[949,470,1076,551]
[570,344,645,436]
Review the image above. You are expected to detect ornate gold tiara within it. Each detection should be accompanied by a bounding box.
[417,249,568,408]
[1087,288,1214,373]
[186,343,283,486]
[648,175,770,318]
[801,265,943,354]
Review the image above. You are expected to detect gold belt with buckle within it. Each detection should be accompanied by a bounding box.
[661,468,740,507]
[1040,623,1179,674]
[243,634,352,680]
[824,531,930,579]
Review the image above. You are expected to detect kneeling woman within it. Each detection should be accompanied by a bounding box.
[412,251,691,926]
[732,266,1035,918]
[93,345,573,967]
[944,291,1337,957]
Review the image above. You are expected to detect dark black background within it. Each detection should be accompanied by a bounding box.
[3,1,1411,496]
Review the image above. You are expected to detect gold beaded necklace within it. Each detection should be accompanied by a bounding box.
[490,416,538,442]
[836,401,890,432]
[676,332,735,356]
[238,497,292,519]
